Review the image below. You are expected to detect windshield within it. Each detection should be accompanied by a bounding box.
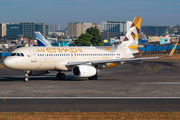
[10,53,25,57]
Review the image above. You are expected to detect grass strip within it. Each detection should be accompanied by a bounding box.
[0,112,180,120]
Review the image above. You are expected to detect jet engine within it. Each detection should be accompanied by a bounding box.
[72,65,98,77]
[28,71,50,76]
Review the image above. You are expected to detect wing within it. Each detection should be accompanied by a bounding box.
[67,42,178,66]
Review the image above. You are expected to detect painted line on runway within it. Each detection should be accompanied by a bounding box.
[120,65,158,75]
[1,97,180,100]
[126,82,180,85]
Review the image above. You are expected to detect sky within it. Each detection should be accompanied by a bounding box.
[0,0,180,29]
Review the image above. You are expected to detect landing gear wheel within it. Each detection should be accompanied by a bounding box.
[23,71,29,82]
[56,73,61,79]
[56,73,66,80]
[88,75,98,80]
[60,73,66,80]
[23,77,28,82]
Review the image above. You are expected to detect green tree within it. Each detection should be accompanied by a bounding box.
[86,27,100,36]
[75,27,103,46]
[75,33,92,46]
[86,28,103,46]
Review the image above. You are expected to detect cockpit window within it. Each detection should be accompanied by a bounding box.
[10,53,24,57]
[21,53,24,57]
[17,53,20,56]
[10,53,16,56]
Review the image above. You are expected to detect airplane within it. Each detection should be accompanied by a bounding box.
[2,17,178,82]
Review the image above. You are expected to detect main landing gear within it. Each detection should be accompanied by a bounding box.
[88,75,98,80]
[23,71,29,82]
[56,71,66,80]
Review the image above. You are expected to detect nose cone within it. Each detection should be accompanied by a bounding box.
[3,57,13,69]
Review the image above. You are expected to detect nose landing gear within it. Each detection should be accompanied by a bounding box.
[23,71,30,82]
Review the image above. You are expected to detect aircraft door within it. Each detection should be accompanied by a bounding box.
[29,49,37,62]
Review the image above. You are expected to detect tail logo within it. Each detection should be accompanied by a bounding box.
[123,17,141,42]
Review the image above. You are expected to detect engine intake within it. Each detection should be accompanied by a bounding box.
[73,65,98,77]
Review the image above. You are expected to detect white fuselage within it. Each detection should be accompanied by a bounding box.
[3,46,136,71]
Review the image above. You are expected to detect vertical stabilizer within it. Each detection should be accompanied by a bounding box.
[118,17,142,49]
[35,32,52,47]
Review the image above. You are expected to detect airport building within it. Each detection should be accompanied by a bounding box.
[6,23,49,37]
[0,23,7,37]
[101,21,132,40]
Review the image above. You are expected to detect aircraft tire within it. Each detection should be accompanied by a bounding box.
[23,78,28,82]
[60,73,66,80]
[56,73,61,80]
[92,75,98,80]
[88,75,97,80]
[56,73,66,80]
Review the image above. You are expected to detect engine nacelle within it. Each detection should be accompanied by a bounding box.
[28,71,50,76]
[72,65,98,77]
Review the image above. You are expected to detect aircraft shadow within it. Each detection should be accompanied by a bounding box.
[0,76,87,82]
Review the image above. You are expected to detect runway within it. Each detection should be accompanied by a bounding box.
[0,60,180,97]
[1,98,180,112]
[1,60,180,112]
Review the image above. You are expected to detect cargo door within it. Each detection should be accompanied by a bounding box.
[29,49,37,62]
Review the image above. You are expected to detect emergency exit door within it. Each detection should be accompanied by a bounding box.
[29,49,37,62]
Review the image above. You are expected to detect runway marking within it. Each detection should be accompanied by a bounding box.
[126,82,180,85]
[1,97,180,99]
[121,65,158,75]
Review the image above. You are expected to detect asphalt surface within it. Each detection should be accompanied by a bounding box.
[1,60,180,112]
[1,98,180,112]
[0,60,180,97]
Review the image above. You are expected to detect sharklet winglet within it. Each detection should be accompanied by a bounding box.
[169,42,178,56]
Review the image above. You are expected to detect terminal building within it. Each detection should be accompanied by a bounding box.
[101,21,132,40]
[6,23,49,37]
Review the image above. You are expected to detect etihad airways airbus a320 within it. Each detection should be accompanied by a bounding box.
[3,17,178,82]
